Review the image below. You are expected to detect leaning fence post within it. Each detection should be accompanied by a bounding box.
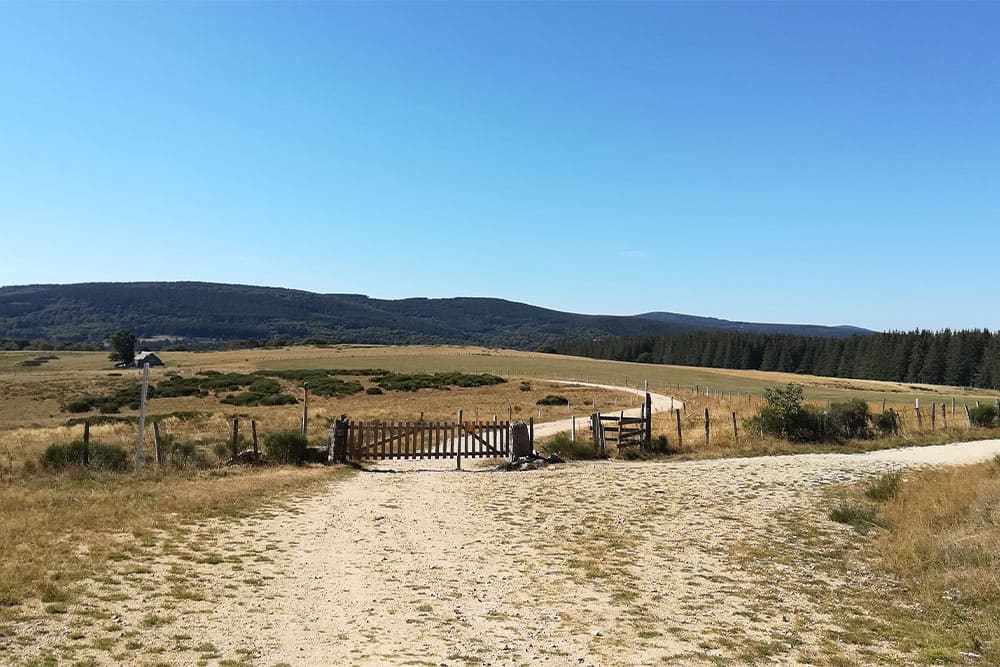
[135,362,150,475]
[153,421,162,465]
[82,420,90,467]
[965,404,972,427]
[732,411,738,444]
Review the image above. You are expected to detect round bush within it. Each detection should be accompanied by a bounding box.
[264,430,308,465]
[969,404,999,428]
[41,440,131,473]
[536,395,569,406]
[365,387,383,395]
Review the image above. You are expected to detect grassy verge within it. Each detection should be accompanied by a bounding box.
[0,465,351,619]
[827,460,1000,663]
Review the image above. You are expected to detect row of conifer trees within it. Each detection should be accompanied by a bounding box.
[556,329,1000,390]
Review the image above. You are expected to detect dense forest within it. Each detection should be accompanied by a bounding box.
[0,282,867,350]
[557,329,1000,390]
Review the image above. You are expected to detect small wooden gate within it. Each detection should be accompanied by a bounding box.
[345,419,512,461]
[591,393,653,452]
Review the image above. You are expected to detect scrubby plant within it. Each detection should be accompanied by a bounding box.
[41,441,131,473]
[264,430,308,465]
[519,381,531,392]
[865,471,903,501]
[536,395,569,406]
[829,502,877,534]
[536,433,595,460]
[829,399,873,440]
[159,437,211,469]
[375,372,505,392]
[365,386,384,395]
[969,404,999,427]
[874,409,901,436]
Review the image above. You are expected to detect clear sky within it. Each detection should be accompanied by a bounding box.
[1,2,997,332]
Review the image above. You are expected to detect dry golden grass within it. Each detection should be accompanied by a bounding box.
[825,460,1000,663]
[638,386,999,461]
[3,346,997,470]
[0,465,350,619]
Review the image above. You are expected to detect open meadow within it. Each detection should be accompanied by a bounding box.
[2,345,1000,665]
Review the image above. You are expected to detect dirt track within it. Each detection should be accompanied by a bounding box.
[12,438,998,666]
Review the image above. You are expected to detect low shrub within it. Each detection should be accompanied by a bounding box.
[829,399,873,440]
[365,387,384,395]
[865,471,903,501]
[221,392,297,407]
[519,381,531,392]
[41,441,131,473]
[160,438,212,469]
[258,393,297,406]
[619,435,676,460]
[375,372,505,392]
[874,409,901,436]
[536,395,569,406]
[969,404,999,428]
[536,432,596,460]
[265,430,308,465]
[65,400,92,414]
[829,502,877,534]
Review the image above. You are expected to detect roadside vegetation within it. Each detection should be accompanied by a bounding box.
[0,465,350,620]
[825,460,1000,664]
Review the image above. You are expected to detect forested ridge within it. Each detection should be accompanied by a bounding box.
[0,282,867,350]
[557,329,1000,390]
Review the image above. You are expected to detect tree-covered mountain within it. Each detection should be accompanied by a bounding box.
[0,282,868,350]
[557,329,1000,390]
[637,312,871,338]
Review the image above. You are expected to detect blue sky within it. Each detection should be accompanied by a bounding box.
[1,2,997,332]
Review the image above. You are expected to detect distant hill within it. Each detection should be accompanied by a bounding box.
[637,312,871,338]
[0,282,870,350]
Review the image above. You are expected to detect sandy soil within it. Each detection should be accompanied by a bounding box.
[8,439,1000,666]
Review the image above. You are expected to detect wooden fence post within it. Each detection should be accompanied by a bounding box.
[301,383,309,436]
[931,403,936,429]
[571,415,576,442]
[644,392,653,446]
[153,421,162,465]
[914,398,922,428]
[675,408,682,447]
[965,404,972,427]
[135,362,150,475]
[529,417,534,452]
[231,418,239,460]
[82,420,90,467]
[942,406,947,429]
[704,408,710,446]
[251,420,258,456]
[457,410,463,470]
[732,411,738,444]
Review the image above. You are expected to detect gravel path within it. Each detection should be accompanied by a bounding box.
[9,438,1000,666]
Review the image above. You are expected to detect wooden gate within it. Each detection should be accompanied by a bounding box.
[345,419,512,461]
[591,393,653,452]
